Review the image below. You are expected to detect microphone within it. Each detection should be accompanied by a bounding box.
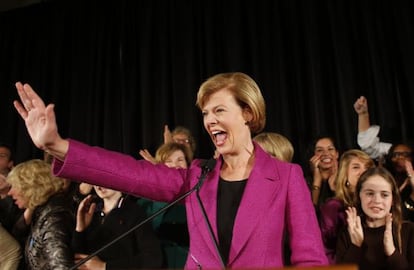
[196,158,217,189]
[195,158,225,269]
[70,158,217,270]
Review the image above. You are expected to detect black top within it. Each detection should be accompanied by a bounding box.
[217,177,247,265]
[71,196,163,269]
[336,221,414,270]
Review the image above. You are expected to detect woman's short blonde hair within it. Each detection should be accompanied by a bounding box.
[253,132,294,162]
[196,72,266,134]
[155,142,192,166]
[6,159,66,210]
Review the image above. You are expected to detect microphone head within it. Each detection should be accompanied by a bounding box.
[201,158,216,172]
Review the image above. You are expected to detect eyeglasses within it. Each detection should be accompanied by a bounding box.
[391,151,412,158]
[174,139,190,144]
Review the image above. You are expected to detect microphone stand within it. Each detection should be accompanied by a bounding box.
[70,159,217,270]
[196,188,225,269]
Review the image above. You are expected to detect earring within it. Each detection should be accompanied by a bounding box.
[345,180,350,187]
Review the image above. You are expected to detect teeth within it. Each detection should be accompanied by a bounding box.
[212,131,221,135]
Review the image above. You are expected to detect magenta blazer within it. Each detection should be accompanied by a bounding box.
[53,139,328,269]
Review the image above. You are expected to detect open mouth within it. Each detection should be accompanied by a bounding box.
[212,131,227,147]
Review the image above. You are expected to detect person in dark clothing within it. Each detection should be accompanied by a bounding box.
[336,167,414,270]
[72,185,163,269]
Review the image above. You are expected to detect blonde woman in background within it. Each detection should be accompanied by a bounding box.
[253,132,294,162]
[7,159,74,270]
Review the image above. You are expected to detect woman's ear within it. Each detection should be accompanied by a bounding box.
[242,107,253,124]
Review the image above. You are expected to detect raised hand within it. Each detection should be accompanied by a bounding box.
[13,82,68,160]
[310,154,321,175]
[76,195,96,232]
[163,124,173,144]
[345,207,364,247]
[354,96,369,115]
[383,213,395,256]
[400,160,414,192]
[405,160,414,188]
[138,149,157,164]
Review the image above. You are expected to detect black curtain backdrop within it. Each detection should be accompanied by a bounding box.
[1,0,414,170]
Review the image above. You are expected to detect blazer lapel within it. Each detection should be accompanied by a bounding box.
[228,147,281,264]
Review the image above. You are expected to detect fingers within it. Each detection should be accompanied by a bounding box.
[346,207,357,226]
[384,213,395,256]
[309,155,320,169]
[13,100,28,119]
[139,149,150,159]
[75,253,88,260]
[405,160,413,176]
[355,215,362,229]
[355,96,366,105]
[14,82,49,119]
[164,125,170,133]
[45,103,55,117]
[78,195,93,214]
[22,83,46,107]
[80,194,97,215]
[164,125,173,143]
[15,82,34,111]
[353,96,368,113]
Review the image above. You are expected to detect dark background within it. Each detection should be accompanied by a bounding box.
[1,0,413,170]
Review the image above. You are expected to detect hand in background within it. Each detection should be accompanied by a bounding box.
[163,125,173,144]
[328,158,338,191]
[76,195,96,232]
[353,96,368,115]
[74,254,106,270]
[400,160,414,192]
[383,213,395,256]
[139,149,157,164]
[345,207,364,247]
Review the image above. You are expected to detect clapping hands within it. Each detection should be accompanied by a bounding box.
[345,207,364,247]
[345,206,395,256]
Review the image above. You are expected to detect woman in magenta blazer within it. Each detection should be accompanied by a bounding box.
[14,72,328,269]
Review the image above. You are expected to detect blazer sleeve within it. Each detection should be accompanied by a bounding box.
[52,139,189,202]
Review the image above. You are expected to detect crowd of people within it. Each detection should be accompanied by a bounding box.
[0,72,413,270]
